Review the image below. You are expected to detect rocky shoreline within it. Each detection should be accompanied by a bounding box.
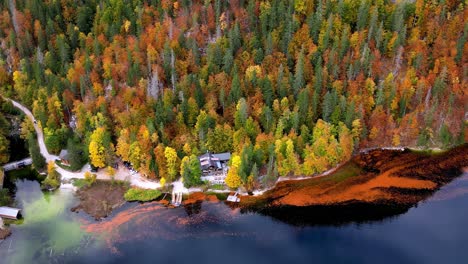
[0,227,11,240]
[236,144,468,225]
[67,145,467,223]
[71,181,128,220]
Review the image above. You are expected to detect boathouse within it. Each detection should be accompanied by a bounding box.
[0,206,21,220]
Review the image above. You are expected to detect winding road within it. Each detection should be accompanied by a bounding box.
[4,97,160,189]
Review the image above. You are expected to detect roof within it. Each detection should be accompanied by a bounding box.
[212,152,231,161]
[198,152,231,170]
[0,206,21,219]
[59,149,69,160]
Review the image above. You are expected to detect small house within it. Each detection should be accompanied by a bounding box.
[59,149,70,166]
[198,152,230,172]
[198,152,231,184]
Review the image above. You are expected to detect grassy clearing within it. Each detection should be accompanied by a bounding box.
[329,162,362,183]
[208,184,227,190]
[124,188,162,202]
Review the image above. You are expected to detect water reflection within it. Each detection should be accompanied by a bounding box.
[1,173,467,264]
[0,180,96,263]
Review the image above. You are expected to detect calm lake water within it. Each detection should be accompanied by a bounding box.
[1,171,467,264]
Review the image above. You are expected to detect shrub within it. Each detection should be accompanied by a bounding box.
[41,177,60,190]
[84,171,97,186]
[124,188,162,202]
[72,178,88,188]
[0,189,12,206]
[41,161,61,190]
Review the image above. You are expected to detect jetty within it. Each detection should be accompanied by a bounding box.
[0,206,21,220]
[227,192,240,203]
[172,181,184,206]
[2,157,32,172]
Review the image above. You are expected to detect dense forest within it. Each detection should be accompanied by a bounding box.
[0,0,466,189]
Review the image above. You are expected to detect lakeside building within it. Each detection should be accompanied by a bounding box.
[198,152,231,184]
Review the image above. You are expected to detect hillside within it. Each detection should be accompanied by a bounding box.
[0,0,466,190]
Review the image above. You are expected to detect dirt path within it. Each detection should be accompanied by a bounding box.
[4,97,160,190]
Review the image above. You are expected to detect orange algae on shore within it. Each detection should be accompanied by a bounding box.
[241,145,468,209]
[83,200,242,253]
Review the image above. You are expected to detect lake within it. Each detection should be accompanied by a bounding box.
[0,170,467,264]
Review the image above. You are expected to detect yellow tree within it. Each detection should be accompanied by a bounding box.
[275,138,300,177]
[154,144,167,179]
[13,71,33,106]
[137,125,154,177]
[116,129,131,162]
[47,161,59,180]
[0,134,9,164]
[107,166,116,178]
[164,147,179,182]
[42,161,61,189]
[302,145,331,176]
[129,141,142,169]
[225,155,242,189]
[89,127,107,168]
[338,123,354,161]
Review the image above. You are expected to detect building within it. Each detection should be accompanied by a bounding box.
[0,206,21,220]
[198,152,231,184]
[59,149,70,166]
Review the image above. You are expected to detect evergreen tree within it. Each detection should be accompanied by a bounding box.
[293,48,305,98]
[180,155,202,188]
[28,134,46,170]
[67,137,86,171]
[229,67,242,104]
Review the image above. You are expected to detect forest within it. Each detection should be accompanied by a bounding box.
[0,0,466,190]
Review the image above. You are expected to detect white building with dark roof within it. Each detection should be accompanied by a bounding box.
[198,152,231,184]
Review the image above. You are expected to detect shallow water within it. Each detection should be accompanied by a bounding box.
[1,172,467,264]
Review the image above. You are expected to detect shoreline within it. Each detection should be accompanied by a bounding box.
[237,144,468,215]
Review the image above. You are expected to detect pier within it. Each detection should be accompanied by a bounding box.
[2,157,32,172]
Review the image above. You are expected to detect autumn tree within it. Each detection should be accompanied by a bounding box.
[180,154,202,188]
[274,137,300,177]
[41,161,61,190]
[0,134,9,164]
[89,127,111,168]
[164,146,179,182]
[225,154,242,189]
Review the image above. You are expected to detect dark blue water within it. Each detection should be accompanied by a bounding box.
[2,173,468,264]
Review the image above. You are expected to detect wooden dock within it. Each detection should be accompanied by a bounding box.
[0,207,21,220]
[2,157,32,172]
[227,192,240,202]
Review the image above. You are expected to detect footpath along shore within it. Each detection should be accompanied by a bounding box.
[5,97,160,190]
